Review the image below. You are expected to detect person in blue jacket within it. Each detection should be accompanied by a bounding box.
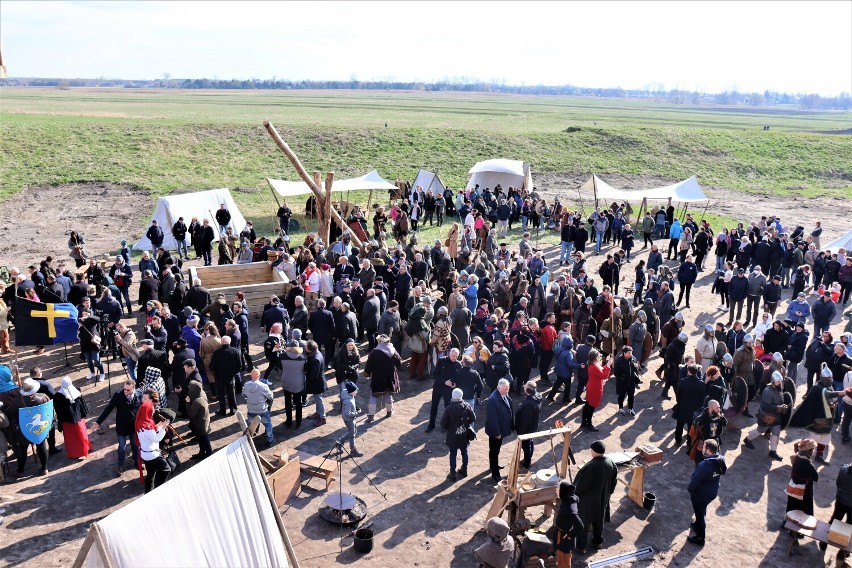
[786,291,812,324]
[686,439,727,546]
[667,219,683,260]
[548,336,582,404]
[485,378,514,483]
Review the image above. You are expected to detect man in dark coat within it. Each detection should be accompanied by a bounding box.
[574,334,595,405]
[184,278,212,317]
[136,339,171,391]
[138,270,159,310]
[170,339,197,417]
[261,296,290,335]
[674,364,707,446]
[363,335,402,420]
[662,332,688,399]
[514,381,542,470]
[361,290,381,349]
[210,336,242,415]
[574,440,618,550]
[93,379,139,476]
[484,378,514,483]
[145,220,164,255]
[309,299,337,363]
[303,340,327,425]
[427,349,461,433]
[199,219,216,266]
[687,439,727,545]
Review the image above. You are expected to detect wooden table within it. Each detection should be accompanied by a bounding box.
[617,461,653,507]
[280,447,336,490]
[784,520,852,558]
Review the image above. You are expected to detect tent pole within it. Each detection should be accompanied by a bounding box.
[93,524,116,568]
[681,203,689,222]
[698,200,711,224]
[263,121,362,248]
[593,175,599,210]
[324,172,334,246]
[71,527,95,568]
[238,412,303,568]
[365,187,374,226]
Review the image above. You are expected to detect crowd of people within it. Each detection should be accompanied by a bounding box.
[1,181,851,564]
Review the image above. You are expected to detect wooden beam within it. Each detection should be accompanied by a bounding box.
[71,528,95,568]
[263,121,362,248]
[93,524,116,568]
[323,172,334,245]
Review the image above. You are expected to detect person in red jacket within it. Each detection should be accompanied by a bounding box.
[536,312,558,384]
[581,349,612,432]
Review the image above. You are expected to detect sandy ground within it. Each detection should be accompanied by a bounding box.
[1,183,851,568]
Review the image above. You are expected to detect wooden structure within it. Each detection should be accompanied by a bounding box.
[281,446,337,491]
[484,427,572,528]
[188,262,290,321]
[784,519,852,559]
[263,121,362,248]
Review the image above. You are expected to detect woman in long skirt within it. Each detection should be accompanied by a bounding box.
[53,376,91,459]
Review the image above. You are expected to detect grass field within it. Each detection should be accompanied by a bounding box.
[1,87,850,245]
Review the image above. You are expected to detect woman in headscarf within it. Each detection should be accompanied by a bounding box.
[431,306,453,361]
[136,366,168,409]
[474,517,514,568]
[53,377,91,459]
[135,399,172,493]
[551,480,585,565]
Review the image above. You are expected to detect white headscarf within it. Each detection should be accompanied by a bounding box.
[59,376,81,402]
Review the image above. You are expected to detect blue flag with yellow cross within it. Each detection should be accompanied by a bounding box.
[14,298,79,346]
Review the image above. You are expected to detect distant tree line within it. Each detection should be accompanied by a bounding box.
[3,76,850,110]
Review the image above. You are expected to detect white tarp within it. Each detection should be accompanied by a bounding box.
[133,188,247,251]
[581,174,708,203]
[84,436,291,568]
[266,170,397,198]
[824,229,852,253]
[411,169,446,194]
[466,159,533,192]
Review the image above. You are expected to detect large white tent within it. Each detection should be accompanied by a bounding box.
[580,174,708,203]
[411,169,446,194]
[133,188,247,251]
[76,435,298,567]
[824,229,852,253]
[266,170,397,198]
[466,159,533,192]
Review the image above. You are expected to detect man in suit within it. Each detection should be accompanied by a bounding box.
[260,296,289,335]
[309,298,337,363]
[485,378,514,483]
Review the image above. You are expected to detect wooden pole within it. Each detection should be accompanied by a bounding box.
[593,175,599,210]
[681,203,690,222]
[263,121,362,248]
[71,528,95,568]
[312,171,325,241]
[93,524,116,568]
[323,172,334,245]
[364,187,374,225]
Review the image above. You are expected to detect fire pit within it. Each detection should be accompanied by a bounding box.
[318,492,368,526]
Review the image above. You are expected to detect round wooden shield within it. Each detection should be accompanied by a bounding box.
[782,377,797,407]
[731,375,748,413]
[642,331,653,363]
[780,391,794,430]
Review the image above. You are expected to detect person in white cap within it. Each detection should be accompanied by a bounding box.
[743,371,788,461]
[441,387,475,481]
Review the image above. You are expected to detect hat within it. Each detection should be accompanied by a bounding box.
[451,388,464,401]
[286,339,300,348]
[139,339,154,346]
[344,381,358,394]
[743,334,754,343]
[821,365,833,378]
[798,438,817,453]
[824,290,832,297]
[795,321,805,329]
[705,324,714,332]
[291,328,302,340]
[590,441,606,454]
[772,275,781,281]
[797,292,806,298]
[772,352,783,362]
[524,381,536,395]
[677,332,688,342]
[584,297,593,305]
[345,338,355,345]
[377,334,391,343]
[737,268,745,273]
[771,371,783,383]
[20,378,40,396]
[722,353,733,363]
[675,311,684,321]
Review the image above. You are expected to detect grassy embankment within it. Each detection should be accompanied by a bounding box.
[1,88,850,246]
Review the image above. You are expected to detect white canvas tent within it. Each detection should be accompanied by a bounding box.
[266,169,397,198]
[134,188,247,251]
[75,434,299,568]
[580,174,708,203]
[466,159,533,192]
[824,229,852,253]
[411,169,446,194]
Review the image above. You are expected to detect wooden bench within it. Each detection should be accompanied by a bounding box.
[784,519,852,558]
[279,447,336,490]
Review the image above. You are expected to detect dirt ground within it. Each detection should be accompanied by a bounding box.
[1,182,851,568]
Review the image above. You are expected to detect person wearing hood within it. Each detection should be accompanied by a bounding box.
[785,438,819,547]
[243,368,274,448]
[614,345,641,417]
[514,381,542,470]
[549,336,582,405]
[762,320,789,360]
[363,334,402,422]
[550,480,584,565]
[686,439,727,546]
[441,387,475,481]
[279,339,306,429]
[135,399,171,493]
[186,378,212,460]
[662,332,688,400]
[474,517,514,568]
[743,371,789,461]
[791,364,841,464]
[53,376,91,459]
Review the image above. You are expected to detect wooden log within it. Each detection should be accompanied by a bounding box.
[323,172,334,245]
[263,121,362,248]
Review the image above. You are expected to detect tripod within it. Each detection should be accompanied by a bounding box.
[52,342,73,374]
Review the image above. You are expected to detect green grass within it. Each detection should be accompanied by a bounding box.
[0,87,849,242]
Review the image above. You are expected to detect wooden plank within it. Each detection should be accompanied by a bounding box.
[71,528,95,568]
[484,484,510,529]
[93,524,116,568]
[559,430,572,479]
[268,457,301,508]
[517,426,572,442]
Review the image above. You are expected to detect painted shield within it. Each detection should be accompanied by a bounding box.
[780,391,794,430]
[18,400,54,445]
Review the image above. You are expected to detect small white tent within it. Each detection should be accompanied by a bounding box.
[411,169,446,194]
[134,188,247,251]
[466,159,533,192]
[580,174,708,203]
[266,170,397,198]
[824,229,852,253]
[75,435,298,567]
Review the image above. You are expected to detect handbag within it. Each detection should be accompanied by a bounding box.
[761,412,777,426]
[785,479,806,500]
[466,424,477,441]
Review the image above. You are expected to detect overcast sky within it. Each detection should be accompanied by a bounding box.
[2,1,850,95]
